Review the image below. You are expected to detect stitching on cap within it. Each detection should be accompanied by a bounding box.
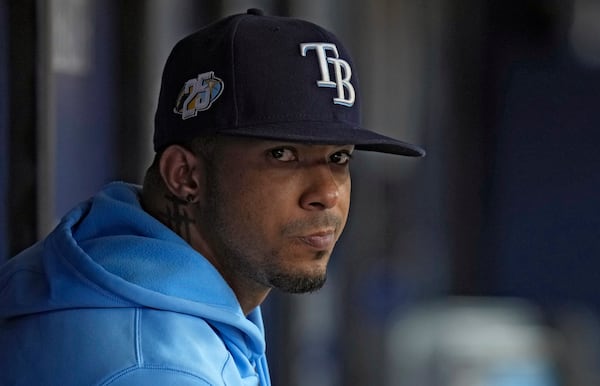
[229,15,247,127]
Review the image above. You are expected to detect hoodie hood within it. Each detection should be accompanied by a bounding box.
[0,182,266,356]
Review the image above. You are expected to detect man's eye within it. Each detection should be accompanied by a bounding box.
[330,151,352,165]
[269,148,296,162]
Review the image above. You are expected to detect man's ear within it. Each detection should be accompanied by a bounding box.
[159,145,202,202]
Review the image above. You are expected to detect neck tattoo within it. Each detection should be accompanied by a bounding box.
[162,194,196,242]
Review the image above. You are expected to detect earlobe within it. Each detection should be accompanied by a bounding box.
[159,145,201,201]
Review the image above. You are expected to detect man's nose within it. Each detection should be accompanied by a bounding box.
[298,164,342,210]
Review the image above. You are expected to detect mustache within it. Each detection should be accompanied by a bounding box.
[281,213,344,236]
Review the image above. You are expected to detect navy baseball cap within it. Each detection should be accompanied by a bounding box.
[154,9,425,157]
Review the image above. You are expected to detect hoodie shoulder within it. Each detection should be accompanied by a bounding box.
[0,307,258,385]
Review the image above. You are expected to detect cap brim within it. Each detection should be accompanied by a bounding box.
[219,123,426,157]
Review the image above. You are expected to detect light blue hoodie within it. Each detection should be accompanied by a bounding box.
[0,182,271,385]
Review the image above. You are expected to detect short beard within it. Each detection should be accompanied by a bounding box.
[268,271,327,293]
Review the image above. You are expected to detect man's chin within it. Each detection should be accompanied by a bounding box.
[269,273,327,294]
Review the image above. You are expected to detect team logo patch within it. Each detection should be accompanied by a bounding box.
[300,42,355,107]
[173,71,224,119]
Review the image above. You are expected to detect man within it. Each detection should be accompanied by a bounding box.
[0,9,424,385]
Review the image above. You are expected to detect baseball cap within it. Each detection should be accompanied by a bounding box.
[154,8,425,157]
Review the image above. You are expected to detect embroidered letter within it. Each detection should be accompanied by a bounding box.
[300,42,355,107]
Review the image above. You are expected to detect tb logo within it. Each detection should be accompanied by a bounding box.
[300,42,355,107]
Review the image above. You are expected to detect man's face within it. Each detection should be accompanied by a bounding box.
[197,137,353,293]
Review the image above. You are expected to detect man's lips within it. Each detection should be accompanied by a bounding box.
[298,231,336,250]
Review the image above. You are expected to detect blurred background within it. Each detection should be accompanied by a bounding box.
[2,0,600,385]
